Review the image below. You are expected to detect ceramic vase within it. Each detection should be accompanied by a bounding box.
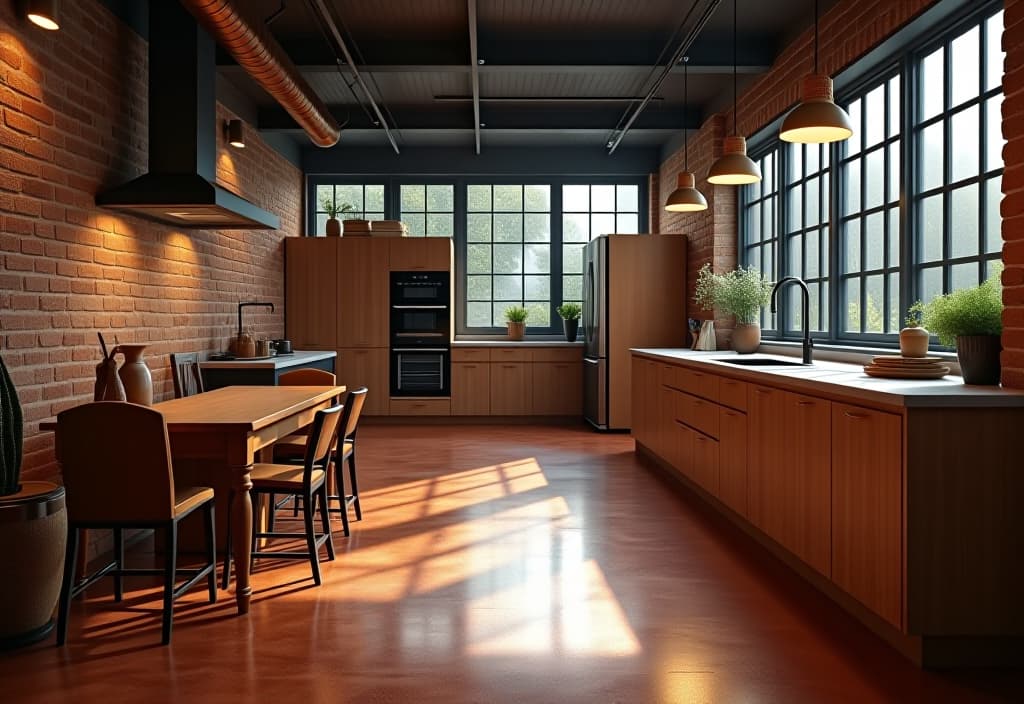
[507,322,525,341]
[562,318,579,342]
[117,344,152,405]
[898,326,930,357]
[325,218,341,237]
[731,322,761,354]
[956,335,1001,385]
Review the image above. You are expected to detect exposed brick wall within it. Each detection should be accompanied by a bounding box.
[1003,0,1024,388]
[658,0,940,349]
[0,0,303,486]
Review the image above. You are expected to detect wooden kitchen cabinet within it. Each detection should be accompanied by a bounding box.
[718,407,748,517]
[832,402,902,628]
[451,361,491,415]
[691,431,719,496]
[782,391,832,577]
[335,347,389,415]
[746,384,787,541]
[490,362,532,415]
[389,237,452,271]
[338,238,390,348]
[286,238,338,348]
[531,361,582,415]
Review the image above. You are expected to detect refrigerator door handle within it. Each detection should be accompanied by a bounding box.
[584,260,595,345]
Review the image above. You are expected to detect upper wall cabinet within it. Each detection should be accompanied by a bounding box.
[389,238,452,271]
[285,238,339,349]
[338,238,390,348]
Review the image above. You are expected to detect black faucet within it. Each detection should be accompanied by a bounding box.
[770,277,813,365]
[237,301,275,338]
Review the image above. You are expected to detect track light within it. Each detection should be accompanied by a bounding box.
[26,0,59,30]
[225,119,245,149]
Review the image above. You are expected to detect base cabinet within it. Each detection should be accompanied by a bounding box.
[532,361,582,415]
[717,407,748,517]
[451,362,491,415]
[336,348,389,415]
[490,363,532,415]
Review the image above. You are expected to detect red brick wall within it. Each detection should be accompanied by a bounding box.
[658,0,939,348]
[1003,0,1024,388]
[0,0,303,484]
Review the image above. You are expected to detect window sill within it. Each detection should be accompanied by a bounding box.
[758,340,960,373]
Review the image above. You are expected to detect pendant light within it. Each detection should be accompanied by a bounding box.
[780,0,853,143]
[707,0,761,185]
[665,57,708,212]
[26,0,59,30]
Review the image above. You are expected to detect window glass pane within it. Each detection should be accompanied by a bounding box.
[786,234,802,277]
[806,143,820,174]
[401,185,426,212]
[950,184,979,259]
[865,275,885,333]
[763,152,775,191]
[920,47,944,121]
[563,185,589,211]
[494,244,523,273]
[920,267,942,303]
[846,99,863,156]
[493,185,522,211]
[805,176,819,227]
[427,185,453,211]
[888,75,901,138]
[865,84,885,148]
[617,185,639,212]
[950,105,980,182]
[919,195,944,262]
[951,262,979,291]
[524,244,550,274]
[563,214,589,242]
[845,159,861,213]
[888,273,900,333]
[467,245,491,274]
[426,213,453,237]
[986,176,1002,254]
[591,185,616,210]
[467,276,491,300]
[563,275,582,301]
[806,229,820,278]
[525,275,549,300]
[404,213,425,237]
[843,220,861,273]
[866,212,884,271]
[467,213,491,242]
[888,209,900,267]
[888,143,901,202]
[524,213,551,242]
[468,185,491,211]
[788,143,802,184]
[526,302,551,326]
[494,276,522,300]
[524,185,550,212]
[315,213,327,236]
[616,214,639,233]
[865,150,885,210]
[335,184,363,211]
[494,213,523,242]
[844,278,861,333]
[365,185,385,213]
[467,302,491,327]
[918,122,944,192]
[986,12,1005,91]
[950,26,980,108]
[316,185,334,209]
[591,213,615,237]
[563,244,584,274]
[986,94,1004,172]
[786,188,801,232]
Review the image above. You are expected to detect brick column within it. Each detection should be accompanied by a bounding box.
[1003,0,1024,388]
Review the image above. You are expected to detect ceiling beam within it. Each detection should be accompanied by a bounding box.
[468,0,481,155]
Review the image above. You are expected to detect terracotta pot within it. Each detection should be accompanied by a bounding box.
[0,482,67,649]
[507,321,525,341]
[562,318,579,342]
[731,322,761,354]
[899,326,930,357]
[117,344,152,405]
[956,334,1001,385]
[325,218,341,237]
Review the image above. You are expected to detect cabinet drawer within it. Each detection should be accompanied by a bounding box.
[389,398,451,416]
[452,347,490,362]
[676,392,720,439]
[490,347,532,362]
[678,366,719,401]
[718,377,748,411]
[531,347,582,362]
[691,431,720,496]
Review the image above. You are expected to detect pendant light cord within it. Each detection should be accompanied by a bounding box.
[683,56,689,170]
[814,0,819,74]
[732,0,737,135]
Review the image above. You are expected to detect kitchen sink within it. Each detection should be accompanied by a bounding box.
[714,358,809,367]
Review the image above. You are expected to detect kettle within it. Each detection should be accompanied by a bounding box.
[272,339,293,354]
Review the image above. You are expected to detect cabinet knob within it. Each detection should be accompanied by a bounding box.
[844,410,868,420]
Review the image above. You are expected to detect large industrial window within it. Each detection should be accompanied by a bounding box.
[312,183,384,236]
[739,3,1003,347]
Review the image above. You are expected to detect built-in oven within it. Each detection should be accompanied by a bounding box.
[390,271,451,396]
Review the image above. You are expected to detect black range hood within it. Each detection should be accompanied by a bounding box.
[96,1,279,230]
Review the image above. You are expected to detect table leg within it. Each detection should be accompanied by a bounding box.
[230,463,254,614]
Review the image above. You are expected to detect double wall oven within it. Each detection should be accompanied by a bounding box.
[390,272,451,396]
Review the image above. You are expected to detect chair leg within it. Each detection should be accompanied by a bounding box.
[203,501,217,604]
[56,526,79,647]
[267,492,276,532]
[292,494,300,518]
[348,450,362,521]
[222,491,233,590]
[318,484,335,561]
[113,528,124,602]
[162,522,178,646]
[334,459,351,537]
[250,493,260,573]
[302,490,322,586]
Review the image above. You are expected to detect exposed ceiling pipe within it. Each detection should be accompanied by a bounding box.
[180,0,341,148]
[606,0,720,154]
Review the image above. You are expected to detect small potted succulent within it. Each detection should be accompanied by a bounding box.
[912,270,1003,385]
[504,305,529,341]
[900,304,930,358]
[319,194,355,237]
[694,263,773,354]
[556,302,582,342]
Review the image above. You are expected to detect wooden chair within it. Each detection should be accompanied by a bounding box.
[223,404,343,588]
[55,402,217,646]
[170,352,205,398]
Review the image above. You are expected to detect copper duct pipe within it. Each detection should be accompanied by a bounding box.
[180,0,341,147]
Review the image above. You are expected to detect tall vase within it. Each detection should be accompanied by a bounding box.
[731,322,761,354]
[117,344,153,405]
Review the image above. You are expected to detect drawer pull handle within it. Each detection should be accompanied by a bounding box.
[464,364,477,368]
[796,400,815,407]
[692,372,704,377]
[754,388,771,395]
[844,411,868,420]
[502,364,516,369]
[695,435,708,442]
[723,411,737,417]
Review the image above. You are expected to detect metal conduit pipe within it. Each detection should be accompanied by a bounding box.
[180,0,341,147]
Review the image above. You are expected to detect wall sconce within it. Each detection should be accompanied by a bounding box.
[26,0,60,30]
[225,119,245,148]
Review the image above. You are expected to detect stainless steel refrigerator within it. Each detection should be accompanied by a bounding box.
[582,234,688,430]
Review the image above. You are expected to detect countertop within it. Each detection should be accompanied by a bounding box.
[631,348,1024,408]
[199,350,337,370]
[452,340,584,347]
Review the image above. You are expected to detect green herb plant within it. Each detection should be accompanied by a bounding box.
[556,303,582,321]
[910,269,1003,347]
[504,305,529,323]
[694,263,773,325]
[319,193,355,219]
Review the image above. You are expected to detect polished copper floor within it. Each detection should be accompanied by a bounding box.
[1,424,1021,703]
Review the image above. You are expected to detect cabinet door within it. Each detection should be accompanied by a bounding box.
[451,362,491,415]
[532,361,582,416]
[338,238,389,347]
[747,384,787,540]
[691,431,720,496]
[718,407,748,516]
[335,348,389,415]
[671,419,695,480]
[832,403,902,627]
[490,362,532,415]
[631,357,649,446]
[782,391,832,577]
[389,238,452,271]
[286,238,338,348]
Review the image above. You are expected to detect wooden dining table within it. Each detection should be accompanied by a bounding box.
[44,385,345,615]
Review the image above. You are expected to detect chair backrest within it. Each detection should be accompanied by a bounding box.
[303,405,344,484]
[56,402,177,523]
[339,387,368,441]
[170,352,204,399]
[279,368,336,386]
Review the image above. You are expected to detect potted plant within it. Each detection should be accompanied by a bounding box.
[557,302,582,342]
[504,305,529,341]
[0,350,67,648]
[913,270,1003,385]
[694,263,773,354]
[900,303,930,358]
[319,194,355,237]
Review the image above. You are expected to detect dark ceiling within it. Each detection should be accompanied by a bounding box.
[216,0,837,153]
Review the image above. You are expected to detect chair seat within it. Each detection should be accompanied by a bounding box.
[174,486,215,518]
[251,463,325,490]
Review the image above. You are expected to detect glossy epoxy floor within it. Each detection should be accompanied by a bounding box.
[2,425,1021,703]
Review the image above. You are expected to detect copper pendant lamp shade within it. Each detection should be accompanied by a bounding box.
[665,172,708,212]
[780,74,853,143]
[26,0,59,30]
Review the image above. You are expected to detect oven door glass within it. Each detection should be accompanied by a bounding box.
[391,350,450,396]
